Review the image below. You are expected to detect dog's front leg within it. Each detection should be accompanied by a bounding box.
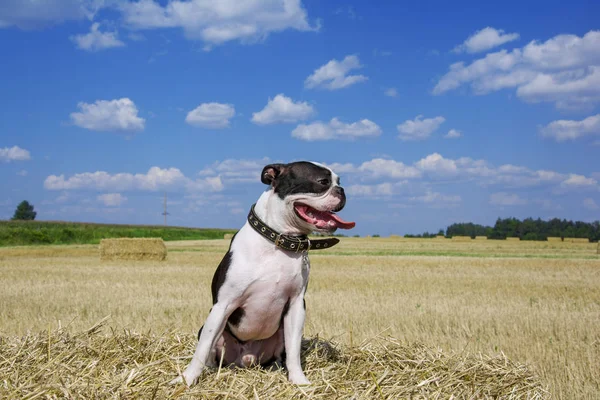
[284,293,310,385]
[175,303,233,386]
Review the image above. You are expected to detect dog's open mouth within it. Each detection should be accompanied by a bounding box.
[294,203,356,230]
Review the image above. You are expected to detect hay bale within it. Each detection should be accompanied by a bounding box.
[451,236,472,241]
[547,237,562,242]
[435,235,446,239]
[475,236,488,240]
[0,320,549,399]
[223,233,234,240]
[563,237,590,243]
[506,237,521,241]
[99,238,166,261]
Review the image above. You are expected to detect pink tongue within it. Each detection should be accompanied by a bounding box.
[296,205,356,230]
[309,208,355,230]
[326,212,356,229]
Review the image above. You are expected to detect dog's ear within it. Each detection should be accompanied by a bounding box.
[261,164,286,185]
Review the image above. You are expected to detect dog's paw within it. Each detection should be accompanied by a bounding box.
[169,376,184,386]
[170,370,201,387]
[289,373,311,385]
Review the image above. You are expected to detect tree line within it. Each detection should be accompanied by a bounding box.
[407,218,600,242]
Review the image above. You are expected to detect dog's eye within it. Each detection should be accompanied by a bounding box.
[318,178,330,186]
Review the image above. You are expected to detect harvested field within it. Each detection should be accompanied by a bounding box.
[475,236,488,240]
[1,238,599,399]
[99,238,167,261]
[0,320,547,399]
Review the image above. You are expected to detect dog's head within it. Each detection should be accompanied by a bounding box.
[261,161,355,235]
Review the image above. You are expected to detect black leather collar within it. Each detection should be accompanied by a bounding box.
[247,204,340,252]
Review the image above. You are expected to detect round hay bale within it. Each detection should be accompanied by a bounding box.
[0,321,549,399]
[451,236,472,241]
[563,237,589,244]
[99,238,166,261]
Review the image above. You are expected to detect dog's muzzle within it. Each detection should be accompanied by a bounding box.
[332,186,346,212]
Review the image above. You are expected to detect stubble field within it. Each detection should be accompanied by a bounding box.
[0,238,598,399]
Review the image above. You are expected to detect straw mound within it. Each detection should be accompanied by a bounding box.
[0,320,548,399]
[99,238,166,261]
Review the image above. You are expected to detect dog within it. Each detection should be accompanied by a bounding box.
[173,161,355,386]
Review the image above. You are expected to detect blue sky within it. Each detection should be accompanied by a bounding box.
[1,0,599,236]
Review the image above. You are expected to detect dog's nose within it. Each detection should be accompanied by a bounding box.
[333,186,345,197]
[332,186,346,212]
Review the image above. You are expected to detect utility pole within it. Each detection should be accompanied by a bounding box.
[162,192,169,225]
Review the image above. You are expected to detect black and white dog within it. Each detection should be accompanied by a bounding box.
[173,161,355,386]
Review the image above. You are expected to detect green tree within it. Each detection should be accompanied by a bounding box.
[12,200,37,221]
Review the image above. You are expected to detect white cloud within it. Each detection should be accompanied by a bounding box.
[358,159,422,179]
[583,198,599,210]
[251,94,314,125]
[324,162,356,174]
[16,170,28,176]
[334,152,580,192]
[384,88,398,97]
[97,193,127,207]
[0,0,100,29]
[410,191,462,204]
[304,55,368,90]
[489,192,528,206]
[434,30,600,108]
[186,103,235,128]
[292,118,381,141]
[540,114,600,142]
[454,27,519,54]
[70,98,145,132]
[0,146,31,162]
[347,183,395,197]
[44,166,224,193]
[415,153,458,175]
[70,22,125,51]
[199,157,271,183]
[120,0,317,47]
[517,67,600,109]
[445,129,462,139]
[397,115,445,141]
[560,174,598,188]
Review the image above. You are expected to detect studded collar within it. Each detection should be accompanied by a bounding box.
[247,204,340,252]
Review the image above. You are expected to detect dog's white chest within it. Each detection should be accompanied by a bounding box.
[227,232,310,340]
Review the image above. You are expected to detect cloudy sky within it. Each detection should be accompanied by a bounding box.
[1,0,599,236]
